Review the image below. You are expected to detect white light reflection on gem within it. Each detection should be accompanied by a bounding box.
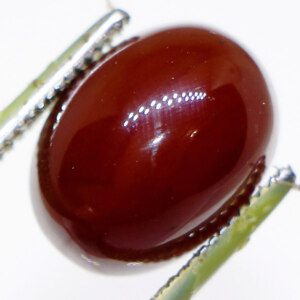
[122,89,208,128]
[190,130,198,138]
[53,102,68,130]
[81,254,100,266]
[197,92,206,100]
[151,133,165,146]
[147,132,166,158]
[128,112,134,119]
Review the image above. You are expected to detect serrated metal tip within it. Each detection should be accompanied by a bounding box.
[153,165,297,299]
[269,165,296,185]
[112,9,130,24]
[0,9,131,159]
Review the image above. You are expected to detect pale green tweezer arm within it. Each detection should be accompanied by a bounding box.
[154,167,296,300]
[0,9,129,157]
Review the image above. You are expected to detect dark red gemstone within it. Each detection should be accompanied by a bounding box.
[38,27,273,261]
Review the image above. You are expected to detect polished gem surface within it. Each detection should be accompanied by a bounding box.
[38,27,273,261]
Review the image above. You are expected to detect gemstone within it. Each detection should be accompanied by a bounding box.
[38,27,273,261]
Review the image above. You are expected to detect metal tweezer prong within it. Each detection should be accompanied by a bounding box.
[0,9,130,158]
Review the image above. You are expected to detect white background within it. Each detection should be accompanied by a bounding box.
[0,0,300,299]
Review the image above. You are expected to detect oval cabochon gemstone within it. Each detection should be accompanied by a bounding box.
[38,27,273,261]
